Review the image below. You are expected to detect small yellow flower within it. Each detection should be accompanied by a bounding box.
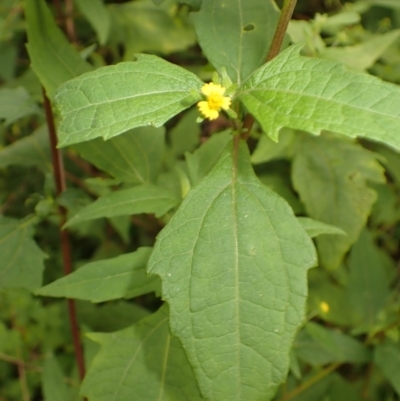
[319,301,330,313]
[197,82,231,121]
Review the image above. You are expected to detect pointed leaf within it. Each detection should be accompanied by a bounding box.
[81,305,203,401]
[75,126,165,184]
[0,125,51,172]
[292,133,385,269]
[347,229,390,327]
[238,45,400,151]
[297,217,346,238]
[54,55,203,146]
[191,0,282,84]
[148,140,317,401]
[25,0,92,98]
[37,248,159,302]
[65,184,179,227]
[0,216,46,291]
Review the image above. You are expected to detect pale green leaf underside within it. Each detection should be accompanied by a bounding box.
[36,248,160,302]
[148,140,317,401]
[191,0,281,84]
[292,133,385,269]
[297,217,346,238]
[54,55,203,146]
[65,184,179,227]
[74,126,165,184]
[238,45,400,151]
[81,304,203,401]
[0,216,46,291]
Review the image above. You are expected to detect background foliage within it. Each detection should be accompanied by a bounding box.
[1,0,400,400]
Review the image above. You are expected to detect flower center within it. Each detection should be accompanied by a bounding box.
[207,93,225,111]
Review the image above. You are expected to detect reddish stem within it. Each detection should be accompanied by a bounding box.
[42,90,86,381]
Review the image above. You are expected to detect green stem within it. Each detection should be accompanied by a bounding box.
[278,362,342,401]
[242,0,297,135]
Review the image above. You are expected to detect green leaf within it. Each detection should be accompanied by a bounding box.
[294,322,370,366]
[191,0,282,84]
[170,108,201,157]
[374,340,400,396]
[37,248,160,302]
[238,45,400,151]
[0,87,41,125]
[185,130,232,185]
[65,184,179,227]
[109,0,196,60]
[25,0,92,98]
[251,128,295,164]
[81,304,203,401]
[0,216,46,291]
[148,140,317,401]
[321,30,400,71]
[74,0,111,45]
[297,217,346,238]
[0,125,51,172]
[42,353,70,401]
[74,126,165,184]
[54,55,203,147]
[347,229,390,327]
[292,133,385,269]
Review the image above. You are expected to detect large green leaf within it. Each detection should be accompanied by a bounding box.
[74,126,165,184]
[0,125,51,172]
[25,0,92,98]
[191,0,281,84]
[347,229,390,327]
[65,184,179,227]
[292,133,385,269]
[238,45,400,151]
[81,304,203,401]
[0,216,46,291]
[37,248,160,302]
[148,140,317,401]
[54,55,203,146]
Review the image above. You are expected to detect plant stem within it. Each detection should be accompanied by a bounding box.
[278,362,342,401]
[42,90,86,382]
[242,0,298,135]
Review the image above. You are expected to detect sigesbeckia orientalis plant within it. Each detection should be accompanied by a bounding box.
[21,0,400,400]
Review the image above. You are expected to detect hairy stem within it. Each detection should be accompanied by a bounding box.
[242,0,297,135]
[43,90,86,381]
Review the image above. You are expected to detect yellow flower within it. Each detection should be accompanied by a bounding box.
[197,82,231,121]
[319,301,330,313]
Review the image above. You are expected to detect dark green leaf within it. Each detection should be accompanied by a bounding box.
[75,126,165,184]
[148,140,317,400]
[54,55,203,146]
[238,45,400,151]
[42,353,70,401]
[37,248,160,302]
[374,340,400,396]
[292,133,385,269]
[81,305,203,401]
[0,125,51,172]
[64,184,180,227]
[0,216,46,291]
[25,0,92,98]
[347,229,390,327]
[191,0,282,84]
